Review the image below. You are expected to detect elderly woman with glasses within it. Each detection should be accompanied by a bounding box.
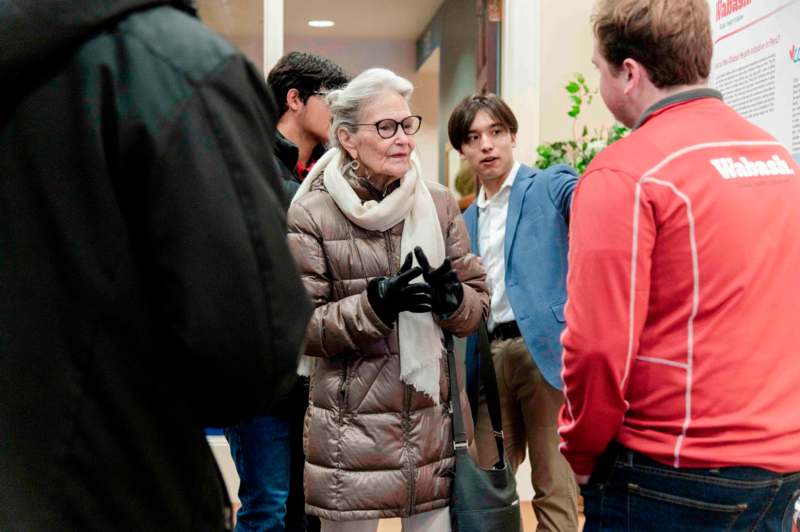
[287,68,489,532]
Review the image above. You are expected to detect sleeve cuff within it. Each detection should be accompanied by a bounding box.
[435,286,471,330]
[359,290,393,336]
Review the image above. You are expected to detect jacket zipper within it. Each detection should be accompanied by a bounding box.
[404,383,415,515]
[383,230,396,271]
[338,358,350,424]
[383,226,416,513]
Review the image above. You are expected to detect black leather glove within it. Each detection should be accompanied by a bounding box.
[367,253,433,325]
[414,246,464,318]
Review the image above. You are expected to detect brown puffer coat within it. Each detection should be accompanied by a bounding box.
[287,175,489,521]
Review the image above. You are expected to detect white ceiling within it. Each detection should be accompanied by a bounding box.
[284,0,446,39]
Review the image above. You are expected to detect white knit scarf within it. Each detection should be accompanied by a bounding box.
[292,148,445,402]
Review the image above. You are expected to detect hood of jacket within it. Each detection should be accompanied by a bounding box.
[0,0,196,86]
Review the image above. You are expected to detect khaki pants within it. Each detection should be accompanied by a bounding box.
[319,507,450,532]
[476,337,578,532]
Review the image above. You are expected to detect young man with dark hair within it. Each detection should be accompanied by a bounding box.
[560,0,800,529]
[451,94,579,531]
[267,51,348,200]
[223,51,346,532]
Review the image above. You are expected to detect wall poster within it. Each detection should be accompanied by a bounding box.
[708,0,800,161]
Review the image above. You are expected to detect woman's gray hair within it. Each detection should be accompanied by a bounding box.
[326,68,414,153]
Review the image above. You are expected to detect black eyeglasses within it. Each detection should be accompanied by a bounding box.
[351,115,422,139]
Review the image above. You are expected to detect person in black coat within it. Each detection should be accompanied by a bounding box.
[223,51,346,532]
[0,1,311,530]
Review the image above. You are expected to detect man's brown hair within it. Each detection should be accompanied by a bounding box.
[448,93,518,151]
[593,0,713,88]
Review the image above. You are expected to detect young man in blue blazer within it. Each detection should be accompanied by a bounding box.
[450,94,579,531]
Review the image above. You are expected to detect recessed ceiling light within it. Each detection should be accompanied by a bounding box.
[308,20,335,28]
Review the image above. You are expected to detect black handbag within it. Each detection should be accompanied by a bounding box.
[445,325,521,532]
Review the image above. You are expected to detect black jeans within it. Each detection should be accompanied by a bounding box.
[582,443,800,532]
[285,377,320,532]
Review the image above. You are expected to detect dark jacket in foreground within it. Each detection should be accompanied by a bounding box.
[0,1,311,529]
[267,132,326,416]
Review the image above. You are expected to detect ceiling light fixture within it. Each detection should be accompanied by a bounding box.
[308,20,335,28]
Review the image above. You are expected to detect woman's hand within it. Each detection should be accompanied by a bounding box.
[367,253,433,325]
[413,247,464,318]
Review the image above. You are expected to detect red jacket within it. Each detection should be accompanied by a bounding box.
[559,90,800,476]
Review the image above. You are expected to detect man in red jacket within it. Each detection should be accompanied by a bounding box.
[559,0,800,529]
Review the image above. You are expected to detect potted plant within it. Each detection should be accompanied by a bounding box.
[535,73,629,173]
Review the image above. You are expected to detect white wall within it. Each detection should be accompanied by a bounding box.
[538,0,614,147]
[502,0,541,165]
[502,0,615,167]
[264,0,284,73]
[410,50,440,184]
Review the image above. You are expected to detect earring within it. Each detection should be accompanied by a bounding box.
[343,158,360,175]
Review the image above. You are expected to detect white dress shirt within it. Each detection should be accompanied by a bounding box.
[477,161,521,331]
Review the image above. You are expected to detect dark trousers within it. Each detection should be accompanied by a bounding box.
[285,378,320,532]
[225,416,290,532]
[225,378,319,532]
[582,443,800,532]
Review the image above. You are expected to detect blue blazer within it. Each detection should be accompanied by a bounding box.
[463,163,577,414]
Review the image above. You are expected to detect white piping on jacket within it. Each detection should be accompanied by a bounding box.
[563,140,783,466]
[636,356,689,370]
[638,177,699,468]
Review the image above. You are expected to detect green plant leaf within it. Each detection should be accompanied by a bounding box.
[534,72,626,171]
